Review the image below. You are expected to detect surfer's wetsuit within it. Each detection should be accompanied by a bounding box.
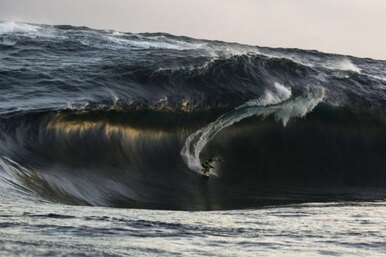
[202,159,215,175]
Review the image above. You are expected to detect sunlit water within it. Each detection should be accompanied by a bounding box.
[1,21,386,256]
[1,199,385,256]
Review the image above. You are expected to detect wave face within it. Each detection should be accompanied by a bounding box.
[0,21,385,210]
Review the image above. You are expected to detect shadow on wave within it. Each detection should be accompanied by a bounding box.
[0,104,385,211]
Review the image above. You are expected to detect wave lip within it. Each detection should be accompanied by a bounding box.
[181,82,293,173]
[0,21,386,210]
[242,82,292,107]
[181,84,325,173]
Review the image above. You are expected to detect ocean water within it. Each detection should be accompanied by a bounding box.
[1,200,386,256]
[0,21,385,256]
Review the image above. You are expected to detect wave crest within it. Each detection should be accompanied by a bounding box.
[181,85,325,173]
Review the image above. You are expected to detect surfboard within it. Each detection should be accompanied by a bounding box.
[202,173,210,179]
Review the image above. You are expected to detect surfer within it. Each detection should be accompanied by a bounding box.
[201,157,222,176]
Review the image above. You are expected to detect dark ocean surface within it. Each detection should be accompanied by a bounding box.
[0,21,385,256]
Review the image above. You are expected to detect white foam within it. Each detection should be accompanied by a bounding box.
[106,34,205,50]
[264,89,325,126]
[242,82,292,107]
[181,85,325,173]
[0,21,38,35]
[331,59,361,73]
[112,31,124,36]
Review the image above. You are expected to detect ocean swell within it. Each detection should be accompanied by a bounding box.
[0,22,385,210]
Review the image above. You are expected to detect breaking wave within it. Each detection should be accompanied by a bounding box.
[0,22,385,210]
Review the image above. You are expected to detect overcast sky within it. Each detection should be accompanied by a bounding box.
[1,0,385,60]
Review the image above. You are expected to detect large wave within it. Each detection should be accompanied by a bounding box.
[0,22,385,210]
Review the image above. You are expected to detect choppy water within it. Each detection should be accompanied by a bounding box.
[0,21,385,256]
[1,200,385,256]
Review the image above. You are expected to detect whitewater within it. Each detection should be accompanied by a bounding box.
[0,21,385,256]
